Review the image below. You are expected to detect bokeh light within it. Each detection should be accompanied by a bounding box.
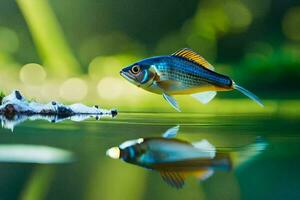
[224,1,252,32]
[97,77,125,100]
[23,85,42,100]
[59,78,88,101]
[0,27,19,53]
[41,82,61,101]
[194,6,229,39]
[89,56,122,80]
[282,7,300,41]
[19,63,47,85]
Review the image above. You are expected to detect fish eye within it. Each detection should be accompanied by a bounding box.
[131,65,141,74]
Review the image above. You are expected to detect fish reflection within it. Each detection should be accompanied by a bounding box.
[107,126,267,189]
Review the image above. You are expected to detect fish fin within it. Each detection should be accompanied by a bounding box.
[190,91,217,104]
[172,48,215,71]
[160,171,185,189]
[192,139,216,158]
[156,80,181,91]
[163,93,181,112]
[233,83,264,107]
[195,169,214,181]
[162,125,180,138]
[192,139,215,151]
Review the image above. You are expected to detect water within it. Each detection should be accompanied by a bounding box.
[0,112,299,200]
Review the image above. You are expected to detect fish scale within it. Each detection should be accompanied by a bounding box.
[155,57,230,87]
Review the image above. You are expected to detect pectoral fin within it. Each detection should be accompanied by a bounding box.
[162,125,180,138]
[192,139,215,151]
[195,169,214,181]
[160,171,185,189]
[191,91,216,104]
[163,93,181,112]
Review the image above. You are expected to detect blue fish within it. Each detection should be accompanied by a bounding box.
[120,48,263,111]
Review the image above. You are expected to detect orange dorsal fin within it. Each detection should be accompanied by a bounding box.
[172,48,215,71]
[160,171,186,189]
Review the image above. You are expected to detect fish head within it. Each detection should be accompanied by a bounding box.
[106,147,121,159]
[106,138,146,163]
[120,62,156,88]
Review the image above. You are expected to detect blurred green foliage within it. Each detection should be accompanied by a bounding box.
[0,91,5,104]
[0,0,299,109]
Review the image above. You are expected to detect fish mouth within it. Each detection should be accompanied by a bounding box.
[106,147,120,159]
[120,71,140,86]
[120,71,134,81]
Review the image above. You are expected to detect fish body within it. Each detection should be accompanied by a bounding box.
[127,56,233,95]
[120,48,263,111]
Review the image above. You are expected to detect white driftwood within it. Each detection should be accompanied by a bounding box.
[0,90,117,131]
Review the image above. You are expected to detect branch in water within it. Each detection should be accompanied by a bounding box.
[0,90,117,119]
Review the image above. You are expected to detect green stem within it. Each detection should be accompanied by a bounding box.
[16,0,81,78]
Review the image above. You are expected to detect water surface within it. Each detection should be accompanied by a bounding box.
[0,112,299,200]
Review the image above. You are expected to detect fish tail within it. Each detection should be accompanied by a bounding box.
[230,137,268,168]
[233,82,264,107]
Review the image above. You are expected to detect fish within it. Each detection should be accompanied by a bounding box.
[106,126,267,189]
[120,48,263,111]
